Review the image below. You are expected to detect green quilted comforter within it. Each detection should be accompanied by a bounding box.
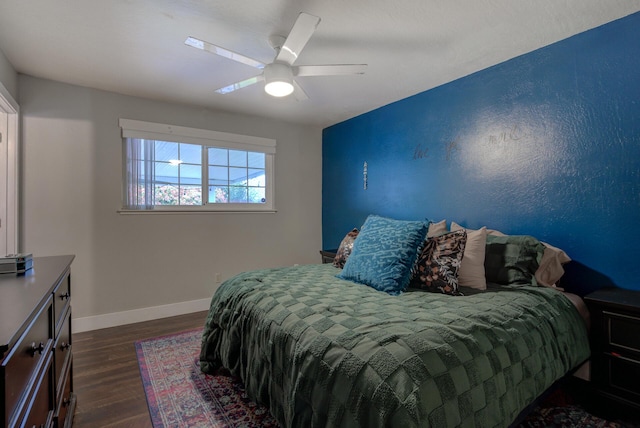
[200,264,589,428]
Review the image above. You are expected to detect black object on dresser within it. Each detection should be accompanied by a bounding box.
[0,255,76,428]
[584,287,640,418]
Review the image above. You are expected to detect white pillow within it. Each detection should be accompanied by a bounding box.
[536,242,571,287]
[486,228,506,237]
[427,219,447,237]
[450,222,487,290]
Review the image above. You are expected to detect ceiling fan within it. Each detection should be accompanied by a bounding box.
[185,12,367,99]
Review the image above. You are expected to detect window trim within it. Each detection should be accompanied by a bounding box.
[119,119,276,213]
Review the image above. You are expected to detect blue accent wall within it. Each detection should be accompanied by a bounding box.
[322,12,640,294]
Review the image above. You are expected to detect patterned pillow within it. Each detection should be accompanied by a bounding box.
[410,229,467,295]
[337,215,428,295]
[332,228,359,268]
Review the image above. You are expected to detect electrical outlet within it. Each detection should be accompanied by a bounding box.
[215,273,221,283]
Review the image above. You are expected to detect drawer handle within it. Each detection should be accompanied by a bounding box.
[60,341,71,351]
[29,341,45,356]
[59,291,70,300]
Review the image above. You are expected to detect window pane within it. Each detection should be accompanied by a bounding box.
[248,187,266,203]
[155,184,179,205]
[247,169,265,186]
[154,141,179,162]
[180,164,201,185]
[179,185,202,205]
[209,186,228,203]
[229,167,247,184]
[155,162,179,184]
[209,166,228,186]
[180,143,201,164]
[208,148,228,165]
[229,187,248,203]
[229,150,247,167]
[248,152,264,169]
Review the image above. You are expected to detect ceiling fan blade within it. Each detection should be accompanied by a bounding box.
[275,13,321,65]
[185,36,265,70]
[215,75,264,94]
[292,80,309,101]
[295,64,367,77]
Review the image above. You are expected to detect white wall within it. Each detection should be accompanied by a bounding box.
[18,75,323,328]
[0,49,17,100]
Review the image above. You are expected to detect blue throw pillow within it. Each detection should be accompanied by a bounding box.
[337,215,429,295]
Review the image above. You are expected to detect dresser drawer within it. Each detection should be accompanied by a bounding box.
[2,296,52,427]
[605,310,640,354]
[53,273,71,337]
[17,352,54,428]
[54,309,72,404]
[55,362,73,428]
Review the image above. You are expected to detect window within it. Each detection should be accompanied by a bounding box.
[120,119,275,212]
[207,148,266,204]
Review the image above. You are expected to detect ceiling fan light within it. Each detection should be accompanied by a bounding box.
[264,63,294,97]
[265,81,294,97]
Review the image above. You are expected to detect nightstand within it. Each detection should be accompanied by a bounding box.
[584,288,640,414]
[319,249,337,264]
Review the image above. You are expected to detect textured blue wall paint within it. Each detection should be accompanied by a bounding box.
[322,12,640,293]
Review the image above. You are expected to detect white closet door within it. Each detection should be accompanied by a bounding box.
[0,109,7,255]
[0,84,18,256]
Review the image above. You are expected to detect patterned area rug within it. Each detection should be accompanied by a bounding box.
[136,328,633,428]
[519,405,630,428]
[136,328,277,428]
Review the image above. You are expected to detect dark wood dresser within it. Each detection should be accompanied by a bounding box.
[584,287,640,415]
[0,255,75,428]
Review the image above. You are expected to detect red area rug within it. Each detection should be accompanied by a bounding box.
[135,328,278,428]
[136,328,633,428]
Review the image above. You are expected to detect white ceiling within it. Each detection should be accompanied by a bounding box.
[0,1,638,128]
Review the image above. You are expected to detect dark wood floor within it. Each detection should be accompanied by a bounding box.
[69,310,640,428]
[71,311,208,427]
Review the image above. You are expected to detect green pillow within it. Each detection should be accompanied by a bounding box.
[484,235,545,286]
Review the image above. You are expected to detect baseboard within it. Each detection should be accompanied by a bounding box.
[72,297,211,333]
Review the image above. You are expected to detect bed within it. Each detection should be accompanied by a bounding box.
[199,216,590,427]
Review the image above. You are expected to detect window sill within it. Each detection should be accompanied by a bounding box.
[118,208,277,215]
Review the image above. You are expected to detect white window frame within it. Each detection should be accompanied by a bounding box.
[119,119,276,213]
